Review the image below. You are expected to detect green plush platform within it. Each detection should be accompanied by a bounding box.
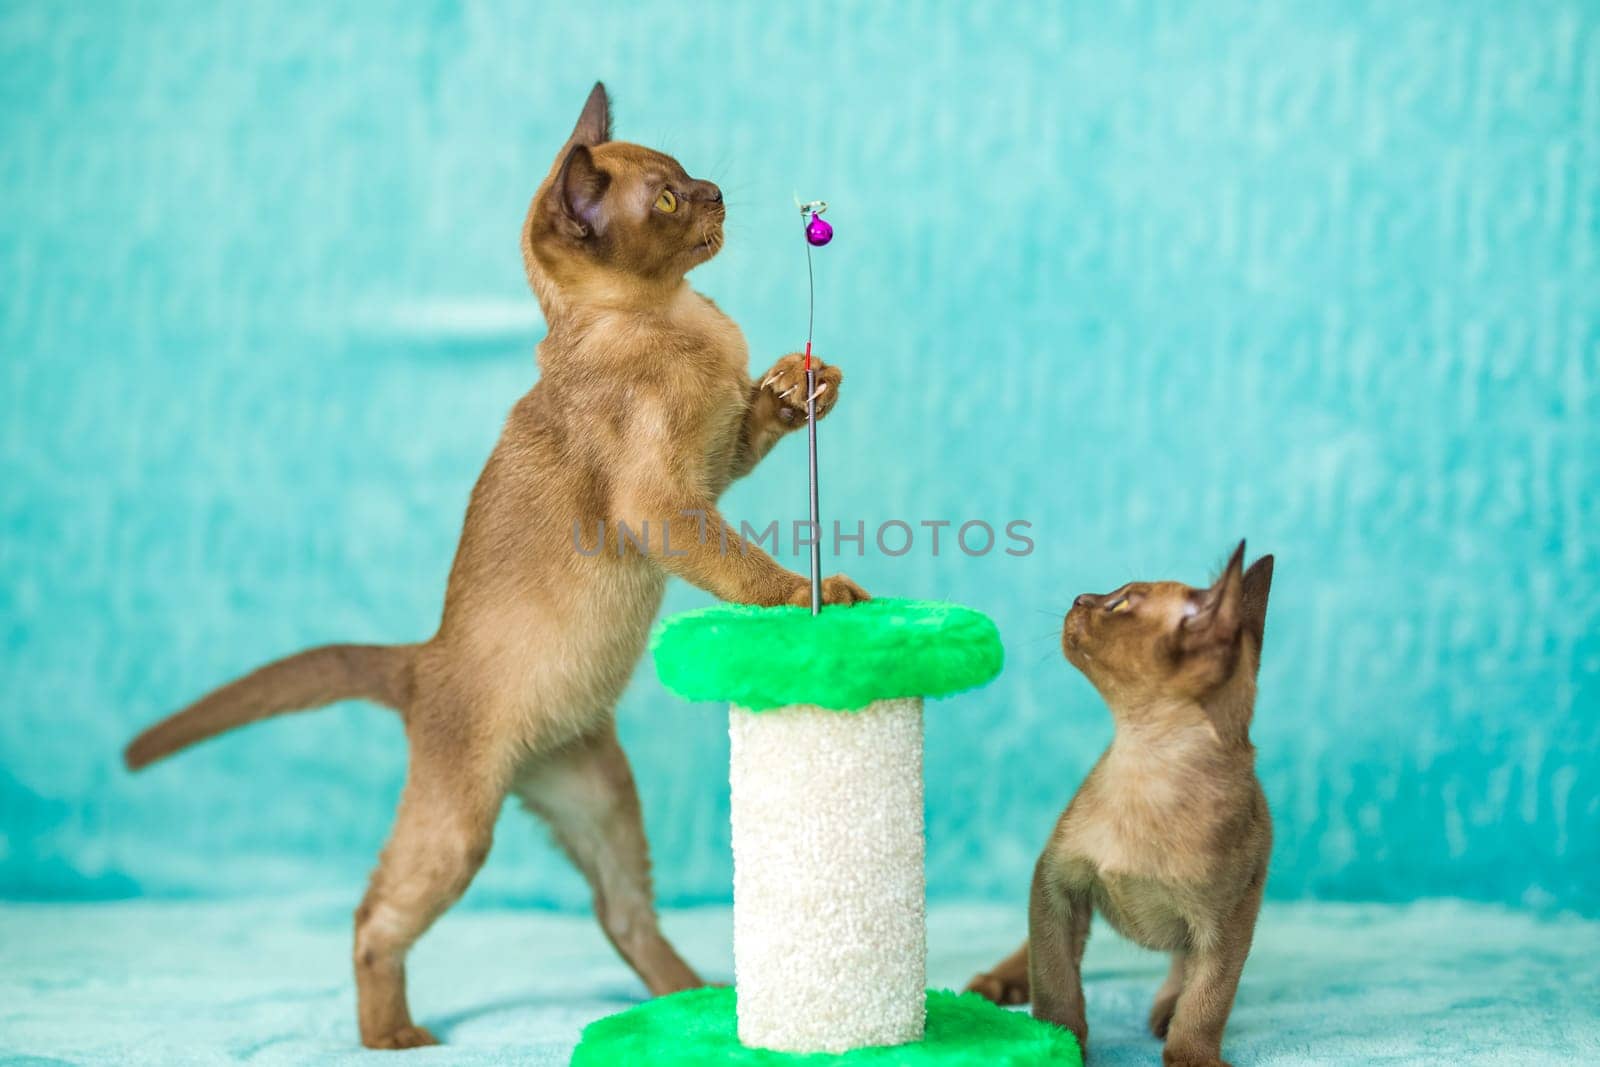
[570,987,1081,1066]
[651,598,1003,711]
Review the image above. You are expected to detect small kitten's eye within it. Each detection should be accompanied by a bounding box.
[655,190,678,213]
[1106,596,1131,614]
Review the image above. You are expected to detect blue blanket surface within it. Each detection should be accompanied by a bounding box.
[2,897,1595,1065]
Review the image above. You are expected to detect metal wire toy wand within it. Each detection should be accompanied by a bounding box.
[798,199,833,615]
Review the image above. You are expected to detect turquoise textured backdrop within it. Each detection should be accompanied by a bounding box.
[2,1,1596,917]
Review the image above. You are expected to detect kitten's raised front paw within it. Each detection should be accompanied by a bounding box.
[366,1025,439,1050]
[965,970,1031,1006]
[786,573,869,607]
[759,353,842,426]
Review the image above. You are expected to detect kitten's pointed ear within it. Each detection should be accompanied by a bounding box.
[567,81,612,148]
[554,144,609,238]
[1241,554,1274,652]
[1179,540,1246,652]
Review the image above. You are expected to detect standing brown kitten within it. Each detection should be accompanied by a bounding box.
[967,543,1273,1067]
[123,83,866,1049]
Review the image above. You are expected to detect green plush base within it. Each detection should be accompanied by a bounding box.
[651,598,1003,711]
[569,987,1081,1066]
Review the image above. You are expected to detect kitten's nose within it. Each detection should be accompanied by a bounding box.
[1073,594,1097,610]
[697,181,722,204]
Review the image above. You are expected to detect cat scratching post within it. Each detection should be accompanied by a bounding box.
[570,599,1081,1066]
[730,695,925,1051]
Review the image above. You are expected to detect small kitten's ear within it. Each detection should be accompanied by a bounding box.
[554,144,609,238]
[1241,554,1274,652]
[566,81,612,148]
[1178,540,1246,654]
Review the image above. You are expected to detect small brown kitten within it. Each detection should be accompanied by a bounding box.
[124,84,865,1049]
[967,543,1273,1067]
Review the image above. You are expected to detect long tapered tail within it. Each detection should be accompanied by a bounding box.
[123,643,417,771]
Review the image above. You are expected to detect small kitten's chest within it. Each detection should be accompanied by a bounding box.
[1091,874,1194,952]
[1059,736,1226,883]
[1050,729,1259,952]
[1053,802,1212,954]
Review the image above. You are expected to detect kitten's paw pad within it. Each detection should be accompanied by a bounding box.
[368,1025,439,1050]
[965,971,1030,1006]
[785,573,868,607]
[760,353,842,425]
[1148,994,1179,1038]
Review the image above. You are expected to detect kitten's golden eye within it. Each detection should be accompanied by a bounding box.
[655,190,678,213]
[1106,596,1131,614]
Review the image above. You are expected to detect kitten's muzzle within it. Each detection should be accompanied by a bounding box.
[687,179,723,204]
[1062,603,1088,649]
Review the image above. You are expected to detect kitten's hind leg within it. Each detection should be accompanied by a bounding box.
[515,724,702,996]
[1149,952,1187,1038]
[353,737,504,1049]
[965,940,1031,1005]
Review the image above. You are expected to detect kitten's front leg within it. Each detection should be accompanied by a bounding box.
[615,399,866,607]
[617,492,866,608]
[1028,858,1091,1053]
[730,352,843,479]
[1161,878,1263,1067]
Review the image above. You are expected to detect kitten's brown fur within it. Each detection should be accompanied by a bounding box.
[123,83,866,1049]
[967,543,1273,1067]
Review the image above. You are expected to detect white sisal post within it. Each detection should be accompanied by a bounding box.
[728,696,927,1053]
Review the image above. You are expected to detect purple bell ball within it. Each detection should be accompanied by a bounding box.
[805,213,834,247]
